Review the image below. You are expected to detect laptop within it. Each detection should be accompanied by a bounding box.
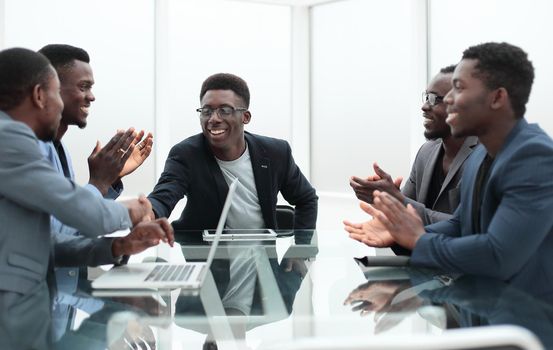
[92,178,238,290]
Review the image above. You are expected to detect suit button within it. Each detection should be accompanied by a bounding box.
[68,270,77,277]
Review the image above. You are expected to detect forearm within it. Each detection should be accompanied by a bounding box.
[53,233,119,267]
[391,244,412,256]
[148,160,188,219]
[2,160,130,236]
[87,179,110,197]
[293,195,318,229]
[411,233,512,278]
[147,195,172,219]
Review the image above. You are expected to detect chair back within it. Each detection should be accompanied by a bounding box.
[276,205,295,230]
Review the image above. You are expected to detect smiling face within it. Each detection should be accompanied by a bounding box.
[58,59,95,129]
[422,72,453,140]
[200,89,251,160]
[444,59,493,138]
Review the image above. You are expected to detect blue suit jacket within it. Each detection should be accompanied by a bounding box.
[38,141,126,340]
[38,141,122,292]
[411,119,553,297]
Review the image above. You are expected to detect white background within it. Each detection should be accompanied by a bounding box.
[1,0,552,229]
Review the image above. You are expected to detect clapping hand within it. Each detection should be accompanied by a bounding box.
[350,163,403,203]
[88,128,137,195]
[119,130,153,178]
[344,201,395,247]
[344,280,422,333]
[371,191,425,250]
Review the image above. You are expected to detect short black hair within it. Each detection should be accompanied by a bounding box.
[38,44,90,71]
[462,42,534,118]
[440,64,456,74]
[200,73,250,108]
[0,47,54,111]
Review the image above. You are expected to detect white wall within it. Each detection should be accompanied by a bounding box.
[164,0,292,154]
[310,0,428,229]
[311,0,553,230]
[1,0,293,199]
[155,0,293,220]
[2,0,553,229]
[429,0,553,135]
[3,0,156,196]
[310,0,428,196]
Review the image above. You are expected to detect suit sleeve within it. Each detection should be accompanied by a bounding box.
[106,179,124,200]
[148,144,190,218]
[52,232,118,267]
[0,122,131,237]
[391,207,460,256]
[279,142,318,229]
[405,198,454,225]
[423,207,462,237]
[411,142,553,279]
[401,158,418,200]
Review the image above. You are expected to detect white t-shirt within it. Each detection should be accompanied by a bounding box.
[215,144,265,229]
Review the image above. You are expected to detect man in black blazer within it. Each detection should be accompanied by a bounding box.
[148,73,318,232]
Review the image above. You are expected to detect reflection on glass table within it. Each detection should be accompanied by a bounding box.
[44,229,553,349]
[52,229,318,349]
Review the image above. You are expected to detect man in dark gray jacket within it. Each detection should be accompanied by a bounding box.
[349,65,477,226]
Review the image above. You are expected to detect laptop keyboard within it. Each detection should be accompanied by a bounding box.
[144,264,196,282]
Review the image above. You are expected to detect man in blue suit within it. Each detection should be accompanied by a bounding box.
[346,42,553,298]
[36,44,158,342]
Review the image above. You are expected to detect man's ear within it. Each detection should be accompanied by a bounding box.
[31,83,46,109]
[490,87,508,110]
[242,111,251,125]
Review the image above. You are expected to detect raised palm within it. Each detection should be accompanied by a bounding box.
[343,202,395,247]
[119,131,153,177]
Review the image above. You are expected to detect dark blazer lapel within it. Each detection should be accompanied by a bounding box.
[461,146,486,235]
[202,136,228,208]
[438,136,479,198]
[419,141,442,204]
[245,133,274,227]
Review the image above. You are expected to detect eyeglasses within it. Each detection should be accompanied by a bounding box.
[422,92,445,107]
[196,106,248,120]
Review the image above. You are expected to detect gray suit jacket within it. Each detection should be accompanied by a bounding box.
[402,136,478,225]
[39,140,122,293]
[0,111,131,295]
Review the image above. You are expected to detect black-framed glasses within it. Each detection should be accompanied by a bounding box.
[196,106,248,120]
[422,92,445,107]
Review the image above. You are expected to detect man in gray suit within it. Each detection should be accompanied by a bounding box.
[0,48,172,350]
[347,66,477,234]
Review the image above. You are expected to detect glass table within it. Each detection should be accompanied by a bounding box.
[48,229,553,349]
